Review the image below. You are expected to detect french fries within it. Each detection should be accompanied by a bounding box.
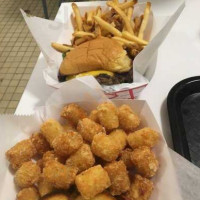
[86,10,94,25]
[107,1,133,34]
[94,16,122,37]
[94,6,102,36]
[138,2,151,39]
[122,31,148,45]
[72,3,83,31]
[52,0,152,67]
[51,43,74,53]
[119,0,137,10]
[112,37,136,47]
[73,31,96,38]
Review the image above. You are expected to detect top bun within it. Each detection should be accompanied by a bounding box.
[59,37,132,75]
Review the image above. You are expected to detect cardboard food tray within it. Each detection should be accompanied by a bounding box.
[21,0,185,99]
[0,78,182,200]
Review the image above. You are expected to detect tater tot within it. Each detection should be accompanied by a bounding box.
[97,102,119,130]
[17,187,40,200]
[36,159,43,170]
[118,105,140,132]
[63,120,76,132]
[104,161,130,195]
[131,146,159,178]
[42,151,65,167]
[15,161,41,188]
[89,109,99,123]
[127,128,159,149]
[43,193,69,200]
[91,133,121,162]
[109,129,127,150]
[66,144,95,172]
[31,132,51,155]
[61,103,87,126]
[125,174,154,200]
[77,118,105,142]
[119,148,133,169]
[76,193,116,200]
[43,160,78,189]
[38,176,54,197]
[6,139,37,170]
[52,132,83,157]
[75,165,111,199]
[40,119,64,146]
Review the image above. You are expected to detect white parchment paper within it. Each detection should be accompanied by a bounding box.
[21,0,185,98]
[1,79,199,199]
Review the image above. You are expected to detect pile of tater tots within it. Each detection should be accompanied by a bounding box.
[6,102,160,200]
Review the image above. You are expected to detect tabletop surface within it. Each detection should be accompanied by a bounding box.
[16,0,200,148]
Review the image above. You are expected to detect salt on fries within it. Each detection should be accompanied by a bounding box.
[52,1,151,56]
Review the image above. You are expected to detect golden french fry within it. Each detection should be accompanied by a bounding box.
[107,1,133,34]
[138,2,151,39]
[72,3,83,31]
[96,6,102,17]
[74,36,93,46]
[94,6,102,36]
[113,0,119,4]
[86,10,94,25]
[83,23,93,32]
[122,31,148,45]
[73,31,96,38]
[94,16,122,37]
[127,7,133,21]
[134,15,143,35]
[119,0,137,10]
[112,36,136,46]
[51,43,74,53]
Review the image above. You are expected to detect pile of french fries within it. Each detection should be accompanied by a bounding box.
[52,0,151,58]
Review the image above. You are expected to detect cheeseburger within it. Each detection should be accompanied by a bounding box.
[58,37,134,85]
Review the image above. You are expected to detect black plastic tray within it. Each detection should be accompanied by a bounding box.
[167,76,200,167]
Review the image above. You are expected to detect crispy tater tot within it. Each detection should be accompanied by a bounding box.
[38,176,54,197]
[131,146,159,178]
[31,132,51,155]
[76,193,116,200]
[125,174,154,200]
[40,119,64,146]
[127,127,159,149]
[36,159,43,170]
[92,133,121,162]
[66,144,95,172]
[63,120,76,132]
[77,118,105,142]
[43,160,78,189]
[97,102,119,130]
[43,193,69,200]
[89,109,99,123]
[52,132,83,157]
[15,161,41,188]
[104,161,130,195]
[119,148,133,169]
[6,139,37,170]
[75,165,111,199]
[109,129,127,150]
[42,151,65,167]
[17,187,40,200]
[61,103,87,126]
[118,105,140,132]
